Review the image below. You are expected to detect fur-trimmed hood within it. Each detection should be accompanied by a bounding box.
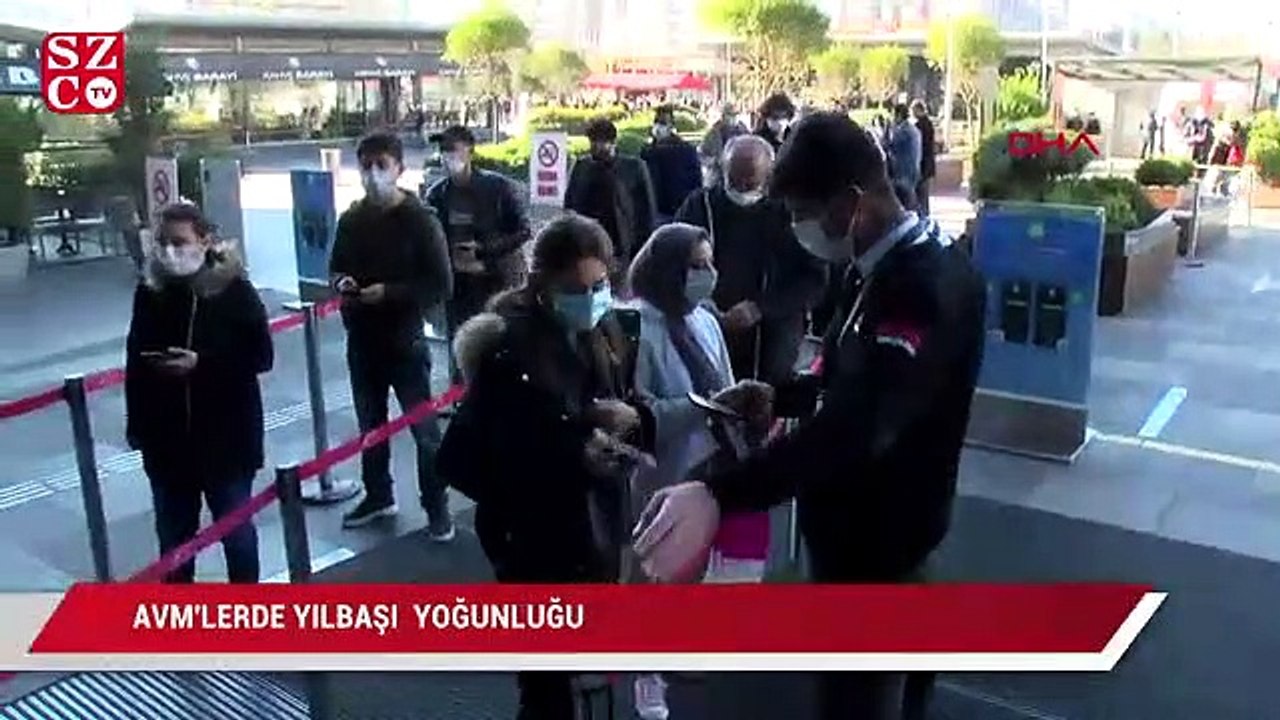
[451,289,540,381]
[143,241,247,298]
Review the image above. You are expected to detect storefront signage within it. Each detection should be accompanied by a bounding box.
[165,71,240,84]
[0,60,41,95]
[260,69,335,82]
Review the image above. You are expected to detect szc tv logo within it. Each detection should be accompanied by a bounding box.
[1007,132,1100,159]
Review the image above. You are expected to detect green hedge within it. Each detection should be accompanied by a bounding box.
[970,120,1094,203]
[1044,176,1157,235]
[526,104,704,135]
[1247,111,1280,185]
[473,127,651,180]
[1134,157,1194,187]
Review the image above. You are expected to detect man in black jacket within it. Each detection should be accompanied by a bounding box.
[911,100,936,216]
[564,117,657,285]
[641,105,702,224]
[636,113,987,720]
[330,132,455,535]
[674,134,825,385]
[423,125,531,382]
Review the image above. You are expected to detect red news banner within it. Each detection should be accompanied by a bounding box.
[26,584,1162,669]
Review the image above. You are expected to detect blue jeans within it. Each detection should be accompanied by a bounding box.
[347,336,447,519]
[146,462,259,583]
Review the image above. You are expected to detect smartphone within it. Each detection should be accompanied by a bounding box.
[688,391,743,420]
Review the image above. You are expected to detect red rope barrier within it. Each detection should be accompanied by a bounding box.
[126,382,465,584]
[0,298,342,422]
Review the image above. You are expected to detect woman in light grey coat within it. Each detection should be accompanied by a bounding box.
[626,222,734,720]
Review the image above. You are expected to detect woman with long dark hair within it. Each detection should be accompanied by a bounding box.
[438,213,654,719]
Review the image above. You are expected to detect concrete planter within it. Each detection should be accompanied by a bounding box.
[0,243,30,287]
[1097,210,1179,317]
[934,155,965,192]
[1250,182,1280,209]
[1141,185,1183,211]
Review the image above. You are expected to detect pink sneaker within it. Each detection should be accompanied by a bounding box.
[634,673,670,720]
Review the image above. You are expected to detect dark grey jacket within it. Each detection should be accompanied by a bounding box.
[564,154,657,265]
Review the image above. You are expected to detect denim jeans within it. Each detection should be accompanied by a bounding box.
[146,462,259,583]
[347,336,447,519]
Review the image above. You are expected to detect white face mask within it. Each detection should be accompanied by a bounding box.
[443,153,469,176]
[159,244,206,277]
[726,188,763,207]
[791,219,853,263]
[767,118,789,135]
[361,168,399,201]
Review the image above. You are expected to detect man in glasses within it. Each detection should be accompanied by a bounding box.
[635,112,987,720]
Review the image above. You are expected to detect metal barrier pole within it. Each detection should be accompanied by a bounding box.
[64,375,112,582]
[1185,181,1205,268]
[276,464,313,583]
[275,465,334,720]
[287,301,358,504]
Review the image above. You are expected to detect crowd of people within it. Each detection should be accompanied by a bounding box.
[122,91,986,720]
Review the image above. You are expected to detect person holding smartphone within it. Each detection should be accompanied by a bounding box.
[625,223,772,719]
[330,131,454,534]
[422,125,532,383]
[124,202,273,583]
[437,214,656,719]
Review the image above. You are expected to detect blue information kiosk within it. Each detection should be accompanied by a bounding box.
[290,170,338,301]
[965,201,1106,462]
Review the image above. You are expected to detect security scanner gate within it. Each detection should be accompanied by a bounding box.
[965,202,1106,462]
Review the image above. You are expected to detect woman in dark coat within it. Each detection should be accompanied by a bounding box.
[125,203,273,583]
[439,213,654,719]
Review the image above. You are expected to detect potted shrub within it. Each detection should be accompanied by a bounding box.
[1246,111,1280,208]
[0,99,43,285]
[963,120,1092,251]
[1133,157,1194,210]
[1044,176,1173,316]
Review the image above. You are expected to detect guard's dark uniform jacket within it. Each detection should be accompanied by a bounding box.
[705,214,986,582]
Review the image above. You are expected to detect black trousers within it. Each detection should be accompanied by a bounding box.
[477,504,608,720]
[346,336,447,519]
[915,178,931,217]
[144,459,259,583]
[810,554,935,720]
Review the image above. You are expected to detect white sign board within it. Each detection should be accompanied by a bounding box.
[144,156,179,223]
[528,132,568,207]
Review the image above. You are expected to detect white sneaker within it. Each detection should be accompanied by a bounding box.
[634,673,670,720]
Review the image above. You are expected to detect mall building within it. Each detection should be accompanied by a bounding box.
[0,1,465,137]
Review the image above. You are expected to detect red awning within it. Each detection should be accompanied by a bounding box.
[582,72,712,92]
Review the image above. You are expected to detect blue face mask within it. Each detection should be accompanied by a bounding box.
[553,284,613,331]
[684,268,717,306]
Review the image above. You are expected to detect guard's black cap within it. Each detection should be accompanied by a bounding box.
[429,125,476,150]
[768,111,887,202]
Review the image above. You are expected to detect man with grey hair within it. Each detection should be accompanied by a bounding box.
[674,133,826,385]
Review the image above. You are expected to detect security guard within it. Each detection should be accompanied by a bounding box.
[634,112,987,720]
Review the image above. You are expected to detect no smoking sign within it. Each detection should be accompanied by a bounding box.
[152,170,172,206]
[537,141,560,168]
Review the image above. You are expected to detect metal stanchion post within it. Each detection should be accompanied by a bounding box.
[276,465,314,583]
[286,301,359,504]
[64,375,112,582]
[1186,183,1205,268]
[275,465,334,720]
